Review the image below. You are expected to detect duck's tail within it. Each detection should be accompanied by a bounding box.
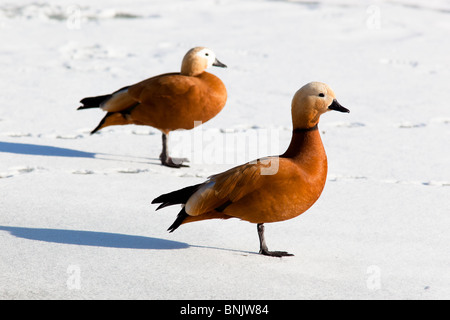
[152,183,203,232]
[78,94,113,110]
[152,184,202,211]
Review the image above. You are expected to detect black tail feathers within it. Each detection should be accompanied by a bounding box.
[152,183,202,210]
[152,183,203,232]
[78,94,112,110]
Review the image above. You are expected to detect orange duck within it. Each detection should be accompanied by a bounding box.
[78,47,227,168]
[152,82,349,257]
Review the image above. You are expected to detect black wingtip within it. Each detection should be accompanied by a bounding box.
[151,196,163,205]
[89,112,111,135]
[167,226,176,233]
[151,196,166,210]
[78,103,90,110]
[156,203,171,211]
[167,208,188,233]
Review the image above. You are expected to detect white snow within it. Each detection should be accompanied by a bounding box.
[1,0,449,300]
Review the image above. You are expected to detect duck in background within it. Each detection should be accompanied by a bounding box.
[78,47,227,168]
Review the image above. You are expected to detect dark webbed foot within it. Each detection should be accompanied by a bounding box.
[257,223,294,258]
[259,248,294,257]
[160,156,189,168]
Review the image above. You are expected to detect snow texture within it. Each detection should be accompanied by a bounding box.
[0,0,449,299]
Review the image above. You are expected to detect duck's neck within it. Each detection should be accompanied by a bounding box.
[281,124,327,170]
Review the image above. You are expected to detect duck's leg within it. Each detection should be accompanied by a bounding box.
[257,223,293,257]
[159,132,189,168]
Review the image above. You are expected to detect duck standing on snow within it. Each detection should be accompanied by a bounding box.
[77,47,227,168]
[152,82,349,257]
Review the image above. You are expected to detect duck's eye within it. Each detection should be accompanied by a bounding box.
[205,53,209,56]
[318,93,325,97]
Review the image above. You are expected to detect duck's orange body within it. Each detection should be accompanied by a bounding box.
[78,47,227,167]
[182,129,327,225]
[92,71,227,135]
[153,82,349,256]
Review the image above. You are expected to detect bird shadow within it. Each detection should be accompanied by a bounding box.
[0,141,96,158]
[0,141,159,164]
[0,226,189,250]
[0,225,258,255]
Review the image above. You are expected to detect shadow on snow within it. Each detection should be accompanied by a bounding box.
[0,226,189,250]
[0,141,158,163]
[0,141,95,158]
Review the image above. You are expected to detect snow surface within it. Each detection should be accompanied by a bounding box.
[1,0,449,300]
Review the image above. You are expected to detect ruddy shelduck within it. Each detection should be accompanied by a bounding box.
[152,82,349,257]
[78,47,227,168]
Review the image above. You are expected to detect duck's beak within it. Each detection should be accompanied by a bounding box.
[213,58,227,68]
[328,99,350,113]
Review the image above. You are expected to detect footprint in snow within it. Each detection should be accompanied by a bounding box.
[331,175,450,187]
[72,169,95,175]
[431,117,450,125]
[1,166,37,179]
[397,122,426,128]
[379,58,419,68]
[115,168,149,174]
[3,132,32,138]
[327,122,366,128]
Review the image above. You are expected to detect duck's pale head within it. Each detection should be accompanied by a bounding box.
[291,82,349,129]
[181,47,227,76]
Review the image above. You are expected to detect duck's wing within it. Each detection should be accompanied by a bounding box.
[79,85,136,112]
[97,72,198,113]
[185,157,280,216]
[98,86,138,112]
[127,73,200,106]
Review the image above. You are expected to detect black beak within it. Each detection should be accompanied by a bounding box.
[328,99,350,113]
[212,58,227,68]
